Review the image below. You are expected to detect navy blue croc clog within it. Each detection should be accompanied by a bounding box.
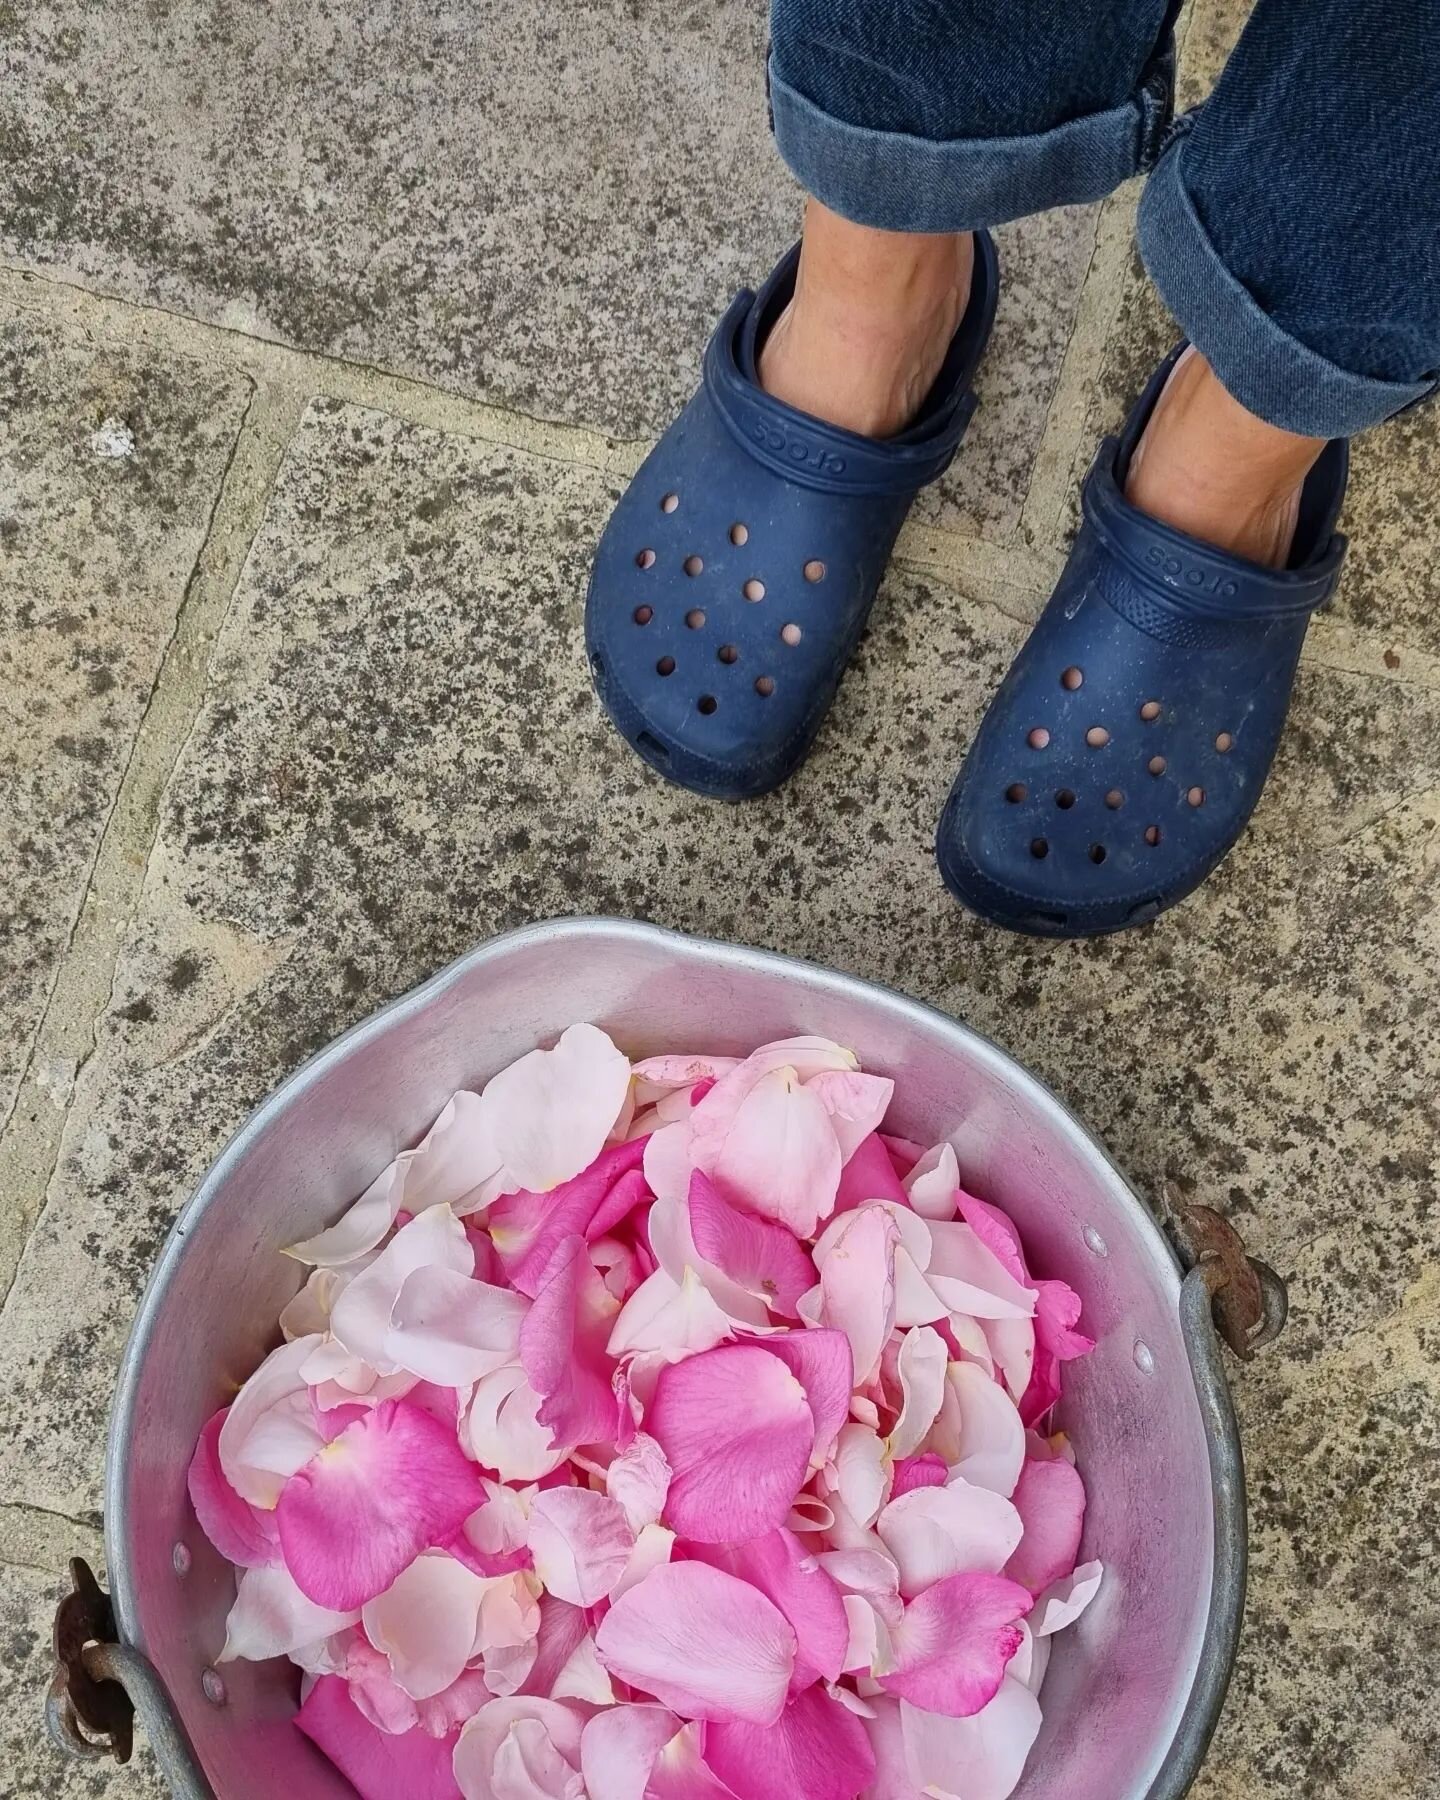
[586,235,1000,800]
[937,346,1348,938]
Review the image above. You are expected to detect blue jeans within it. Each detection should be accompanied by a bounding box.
[769,0,1440,437]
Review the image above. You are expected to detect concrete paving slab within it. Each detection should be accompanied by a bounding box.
[0,307,250,1139]
[0,397,1436,1794]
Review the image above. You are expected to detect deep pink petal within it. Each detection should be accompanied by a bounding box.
[647,1344,816,1543]
[519,1235,621,1452]
[891,1454,948,1498]
[687,1528,849,1688]
[881,1134,924,1177]
[276,1400,486,1609]
[588,1166,654,1242]
[594,1562,797,1724]
[489,1138,648,1298]
[187,1407,281,1568]
[297,1676,462,1800]
[527,1488,635,1606]
[879,1571,1032,1717]
[1004,1456,1087,1592]
[578,1704,683,1800]
[704,1685,876,1800]
[899,1682,1043,1800]
[759,1328,854,1468]
[688,1171,816,1318]
[1018,1279,1096,1427]
[831,1134,908,1214]
[518,1595,590,1699]
[953,1190,1029,1284]
[818,1206,899,1387]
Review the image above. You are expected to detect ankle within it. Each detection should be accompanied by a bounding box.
[1125,349,1325,568]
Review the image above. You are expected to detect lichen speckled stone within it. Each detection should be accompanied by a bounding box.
[0,397,1438,1793]
[1,1562,164,1798]
[1,1,1097,542]
[0,309,251,1131]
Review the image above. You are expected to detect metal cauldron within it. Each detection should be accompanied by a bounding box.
[48,917,1285,1798]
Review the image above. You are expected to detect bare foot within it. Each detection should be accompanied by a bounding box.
[759,199,974,440]
[1125,348,1325,569]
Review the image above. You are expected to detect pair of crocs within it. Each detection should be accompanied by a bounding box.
[586,246,1348,937]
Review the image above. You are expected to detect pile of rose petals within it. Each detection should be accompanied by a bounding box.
[191,1025,1104,1800]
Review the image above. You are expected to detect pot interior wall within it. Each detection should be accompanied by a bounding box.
[109,920,1214,1800]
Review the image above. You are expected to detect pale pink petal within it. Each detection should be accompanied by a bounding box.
[450,1478,535,1577]
[742,1036,860,1082]
[642,1119,694,1206]
[1018,1279,1095,1427]
[517,1595,589,1698]
[890,1454,947,1499]
[632,1052,741,1097]
[816,1549,904,1630]
[832,1134,908,1214]
[899,1681,1043,1800]
[611,1521,675,1600]
[342,1631,424,1733]
[465,1366,569,1483]
[488,1138,649,1298]
[923,1223,1036,1322]
[297,1676,463,1800]
[691,1064,842,1238]
[279,1267,349,1338]
[827,1424,889,1530]
[606,1432,672,1532]
[785,1495,837,1535]
[607,1267,734,1360]
[902,1144,961,1222]
[647,1344,815,1542]
[453,1698,585,1800]
[876,1481,1024,1598]
[579,1703,683,1800]
[591,1234,650,1304]
[277,1399,487,1609]
[1031,1558,1103,1635]
[331,1204,475,1374]
[648,1194,773,1328]
[520,1236,621,1452]
[840,1593,890,1676]
[688,1171,816,1318]
[187,1407,281,1568]
[527,1488,635,1606]
[946,1363,1026,1498]
[594,1562,796,1725]
[889,1327,949,1461]
[1004,1457,1086,1593]
[480,1023,632,1194]
[953,1191,1028,1284]
[689,1528,849,1688]
[858,1696,913,1800]
[550,1633,615,1705]
[1009,1622,1051,1697]
[761,1328,854,1468]
[473,1572,543,1657]
[417,1670,493,1739]
[386,1264,528,1385]
[648,1722,741,1799]
[804,1070,895,1164]
[705,1684,876,1800]
[484,1638,542,1700]
[362,1552,492,1699]
[217,1333,326,1507]
[950,1314,996,1378]
[219,1564,360,1662]
[878,1572,1032,1716]
[980,1316,1036,1405]
[819,1206,899,1388]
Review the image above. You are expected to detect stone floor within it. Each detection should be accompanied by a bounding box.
[2,2,1437,1796]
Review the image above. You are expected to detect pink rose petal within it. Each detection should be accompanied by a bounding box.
[876,1481,1024,1598]
[832,1134,909,1214]
[759,1328,854,1469]
[579,1703,685,1800]
[489,1138,649,1298]
[899,1681,1043,1800]
[647,1344,816,1543]
[901,1143,961,1222]
[605,1431,672,1532]
[520,1235,621,1452]
[187,1407,280,1568]
[889,1326,949,1460]
[527,1488,635,1606]
[687,1171,816,1318]
[218,1334,327,1508]
[594,1562,797,1725]
[219,1563,360,1662]
[607,1267,734,1361]
[1031,1558,1104,1635]
[647,1722,740,1799]
[387,1264,528,1386]
[518,1595,590,1698]
[804,1070,895,1164]
[1004,1456,1087,1593]
[688,1527,849,1688]
[453,1697,586,1800]
[818,1206,899,1388]
[946,1362,1026,1498]
[330,1204,475,1375]
[690,1063,842,1238]
[478,1021,632,1195]
[879,1571,1033,1716]
[362,1551,491,1700]
[466,1365,569,1482]
[954,1190,1029,1284]
[297,1676,463,1800]
[704,1684,876,1800]
[922,1222,1036,1322]
[827,1423,889,1530]
[276,1399,486,1609]
[1018,1279,1095,1427]
[891,1453,948,1498]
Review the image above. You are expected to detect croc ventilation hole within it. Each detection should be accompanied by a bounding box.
[1028,727,1050,749]
[781,623,802,647]
[1030,838,1050,859]
[1140,700,1161,721]
[1187,786,1206,807]
[730,523,749,546]
[684,555,703,577]
[1089,844,1107,864]
[656,656,676,677]
[755,676,775,697]
[1006,783,1027,803]
[1061,666,1084,691]
[804,560,826,583]
[1105,789,1124,809]
[1086,726,1110,748]
[1148,755,1167,776]
[718,644,738,665]
[636,549,656,570]
[685,609,705,630]
[1215,732,1234,752]
[697,695,717,715]
[661,493,679,514]
[1055,790,1076,810]
[633,605,652,625]
[1145,825,1162,846]
[743,579,765,602]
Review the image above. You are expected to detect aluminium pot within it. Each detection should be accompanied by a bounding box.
[48,917,1285,1798]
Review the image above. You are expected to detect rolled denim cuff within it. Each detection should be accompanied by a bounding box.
[768,54,1174,234]
[1138,138,1436,437]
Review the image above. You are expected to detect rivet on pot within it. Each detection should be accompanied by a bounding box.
[1133,1341,1156,1375]
[171,1542,191,1576]
[1082,1226,1108,1257]
[201,1668,227,1706]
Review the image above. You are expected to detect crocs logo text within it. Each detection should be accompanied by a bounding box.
[749,420,847,476]
[1146,546,1238,597]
